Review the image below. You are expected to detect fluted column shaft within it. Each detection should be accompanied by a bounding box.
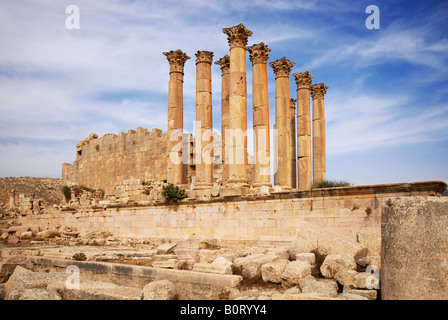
[270,57,295,188]
[293,71,313,190]
[290,98,297,189]
[247,42,271,187]
[215,55,230,186]
[222,23,253,186]
[310,83,328,184]
[163,49,190,185]
[194,51,214,188]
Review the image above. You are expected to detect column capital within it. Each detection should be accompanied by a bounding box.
[310,83,329,99]
[269,57,295,78]
[290,98,297,109]
[195,50,214,64]
[247,42,271,65]
[292,71,313,89]
[215,55,230,74]
[163,49,190,74]
[222,23,253,49]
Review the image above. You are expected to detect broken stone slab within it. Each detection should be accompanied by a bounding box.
[299,276,339,298]
[295,253,316,265]
[233,254,278,275]
[7,226,29,235]
[199,239,222,250]
[47,279,143,300]
[20,231,33,240]
[0,255,33,283]
[292,221,368,264]
[192,262,233,275]
[152,259,179,269]
[142,280,176,300]
[261,259,290,284]
[334,270,358,286]
[320,254,357,278]
[338,292,369,300]
[35,229,59,240]
[211,256,234,268]
[357,256,381,269]
[281,260,312,287]
[198,249,224,263]
[156,242,178,254]
[265,247,290,260]
[8,288,62,300]
[343,285,377,300]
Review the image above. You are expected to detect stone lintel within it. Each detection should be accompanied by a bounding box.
[163,49,191,74]
[292,71,313,89]
[222,23,253,49]
[247,42,271,65]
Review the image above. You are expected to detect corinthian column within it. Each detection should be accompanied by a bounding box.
[269,57,295,189]
[163,49,190,186]
[310,83,329,184]
[222,23,253,186]
[194,50,214,189]
[290,98,297,189]
[247,42,271,187]
[215,55,230,186]
[292,71,313,190]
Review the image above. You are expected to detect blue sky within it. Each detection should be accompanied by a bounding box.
[0,0,447,186]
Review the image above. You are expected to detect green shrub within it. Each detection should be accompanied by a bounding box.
[162,183,187,203]
[312,180,353,189]
[61,185,71,201]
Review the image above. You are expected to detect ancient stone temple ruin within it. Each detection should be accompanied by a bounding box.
[5,23,446,301]
[62,23,330,198]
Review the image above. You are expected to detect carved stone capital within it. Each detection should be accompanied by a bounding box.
[163,49,191,74]
[292,71,313,89]
[290,98,297,108]
[215,55,230,74]
[269,57,295,78]
[195,50,214,64]
[222,23,253,49]
[247,42,271,65]
[310,83,329,99]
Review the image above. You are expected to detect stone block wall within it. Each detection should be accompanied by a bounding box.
[19,182,446,255]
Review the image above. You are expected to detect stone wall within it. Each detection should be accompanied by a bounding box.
[62,128,169,195]
[19,182,446,256]
[62,128,255,196]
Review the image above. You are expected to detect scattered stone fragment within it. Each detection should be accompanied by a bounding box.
[343,285,378,300]
[281,260,312,287]
[261,259,290,284]
[193,262,232,275]
[320,254,357,278]
[293,221,368,263]
[152,259,179,269]
[199,239,222,250]
[142,280,176,300]
[300,277,339,298]
[8,288,62,300]
[156,242,178,254]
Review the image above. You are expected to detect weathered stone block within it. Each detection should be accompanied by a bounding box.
[192,262,232,275]
[320,254,357,279]
[281,260,312,287]
[261,259,289,284]
[142,280,176,300]
[293,221,368,264]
